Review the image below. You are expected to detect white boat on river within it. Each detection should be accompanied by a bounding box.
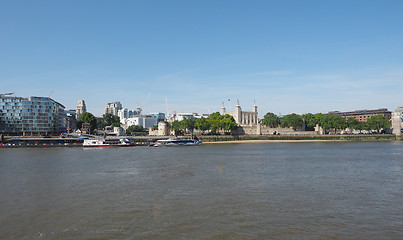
[154,137,202,147]
[83,138,135,147]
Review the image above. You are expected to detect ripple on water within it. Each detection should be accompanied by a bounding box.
[1,142,403,239]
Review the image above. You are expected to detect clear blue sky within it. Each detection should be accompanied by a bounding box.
[1,0,403,117]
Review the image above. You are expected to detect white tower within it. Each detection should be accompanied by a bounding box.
[76,99,87,120]
[221,102,226,115]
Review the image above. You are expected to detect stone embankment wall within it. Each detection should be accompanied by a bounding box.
[235,125,319,136]
[200,134,398,142]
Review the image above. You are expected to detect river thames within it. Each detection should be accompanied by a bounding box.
[1,142,402,239]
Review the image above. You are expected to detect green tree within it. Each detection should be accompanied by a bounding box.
[182,118,196,137]
[221,115,238,133]
[126,125,147,135]
[101,113,120,128]
[171,120,182,136]
[366,115,390,133]
[318,115,332,133]
[77,112,97,132]
[280,113,303,130]
[359,121,370,131]
[301,113,316,130]
[208,112,224,134]
[314,113,325,126]
[196,117,211,133]
[346,117,360,129]
[332,115,347,134]
[262,112,279,128]
[319,115,346,134]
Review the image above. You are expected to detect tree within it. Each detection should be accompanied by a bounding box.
[262,112,279,128]
[208,112,224,134]
[126,125,147,135]
[332,115,347,134]
[314,113,325,126]
[366,115,390,133]
[182,118,196,137]
[319,115,333,132]
[359,121,370,131]
[171,120,182,136]
[196,117,210,133]
[280,113,303,130]
[77,112,97,132]
[346,117,360,130]
[302,113,316,130]
[221,115,237,134]
[101,113,120,128]
[319,115,346,134]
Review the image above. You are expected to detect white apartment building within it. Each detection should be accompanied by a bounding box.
[104,102,122,116]
[173,113,209,121]
[118,108,141,122]
[123,115,158,129]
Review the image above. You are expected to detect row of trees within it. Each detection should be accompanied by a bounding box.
[171,112,237,136]
[262,112,391,133]
[75,111,390,135]
[77,112,121,131]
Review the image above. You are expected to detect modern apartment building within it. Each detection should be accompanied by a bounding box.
[123,116,157,129]
[0,94,66,136]
[118,108,141,120]
[104,101,123,116]
[65,109,77,133]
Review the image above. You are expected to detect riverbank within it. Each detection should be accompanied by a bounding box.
[1,134,401,148]
[200,134,401,144]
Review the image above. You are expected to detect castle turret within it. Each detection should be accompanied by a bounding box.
[253,104,258,125]
[392,107,403,136]
[235,104,242,124]
[221,102,226,115]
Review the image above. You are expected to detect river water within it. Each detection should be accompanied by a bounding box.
[0,142,402,239]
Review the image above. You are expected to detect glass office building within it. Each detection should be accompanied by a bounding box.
[0,95,66,136]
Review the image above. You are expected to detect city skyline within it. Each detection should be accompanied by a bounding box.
[1,1,403,116]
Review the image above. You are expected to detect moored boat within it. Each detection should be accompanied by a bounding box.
[153,137,202,147]
[83,138,135,147]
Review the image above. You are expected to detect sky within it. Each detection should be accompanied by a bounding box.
[1,0,403,117]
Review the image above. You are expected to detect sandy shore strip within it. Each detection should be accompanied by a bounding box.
[203,139,347,144]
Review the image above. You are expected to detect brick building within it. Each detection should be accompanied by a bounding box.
[328,108,392,122]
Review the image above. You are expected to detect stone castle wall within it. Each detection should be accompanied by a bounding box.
[235,125,319,136]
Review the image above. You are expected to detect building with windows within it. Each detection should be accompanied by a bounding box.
[122,115,158,129]
[65,109,77,133]
[0,94,66,136]
[327,108,392,122]
[75,99,86,120]
[172,113,208,121]
[118,108,141,120]
[221,103,259,126]
[104,101,123,116]
[149,112,166,122]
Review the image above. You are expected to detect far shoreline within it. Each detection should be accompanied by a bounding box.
[203,139,348,144]
[200,134,402,144]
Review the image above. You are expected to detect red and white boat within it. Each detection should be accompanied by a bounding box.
[83,138,135,147]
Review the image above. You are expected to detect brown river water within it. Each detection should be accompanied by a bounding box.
[0,142,402,239]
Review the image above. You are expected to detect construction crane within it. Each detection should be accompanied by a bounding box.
[137,92,151,115]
